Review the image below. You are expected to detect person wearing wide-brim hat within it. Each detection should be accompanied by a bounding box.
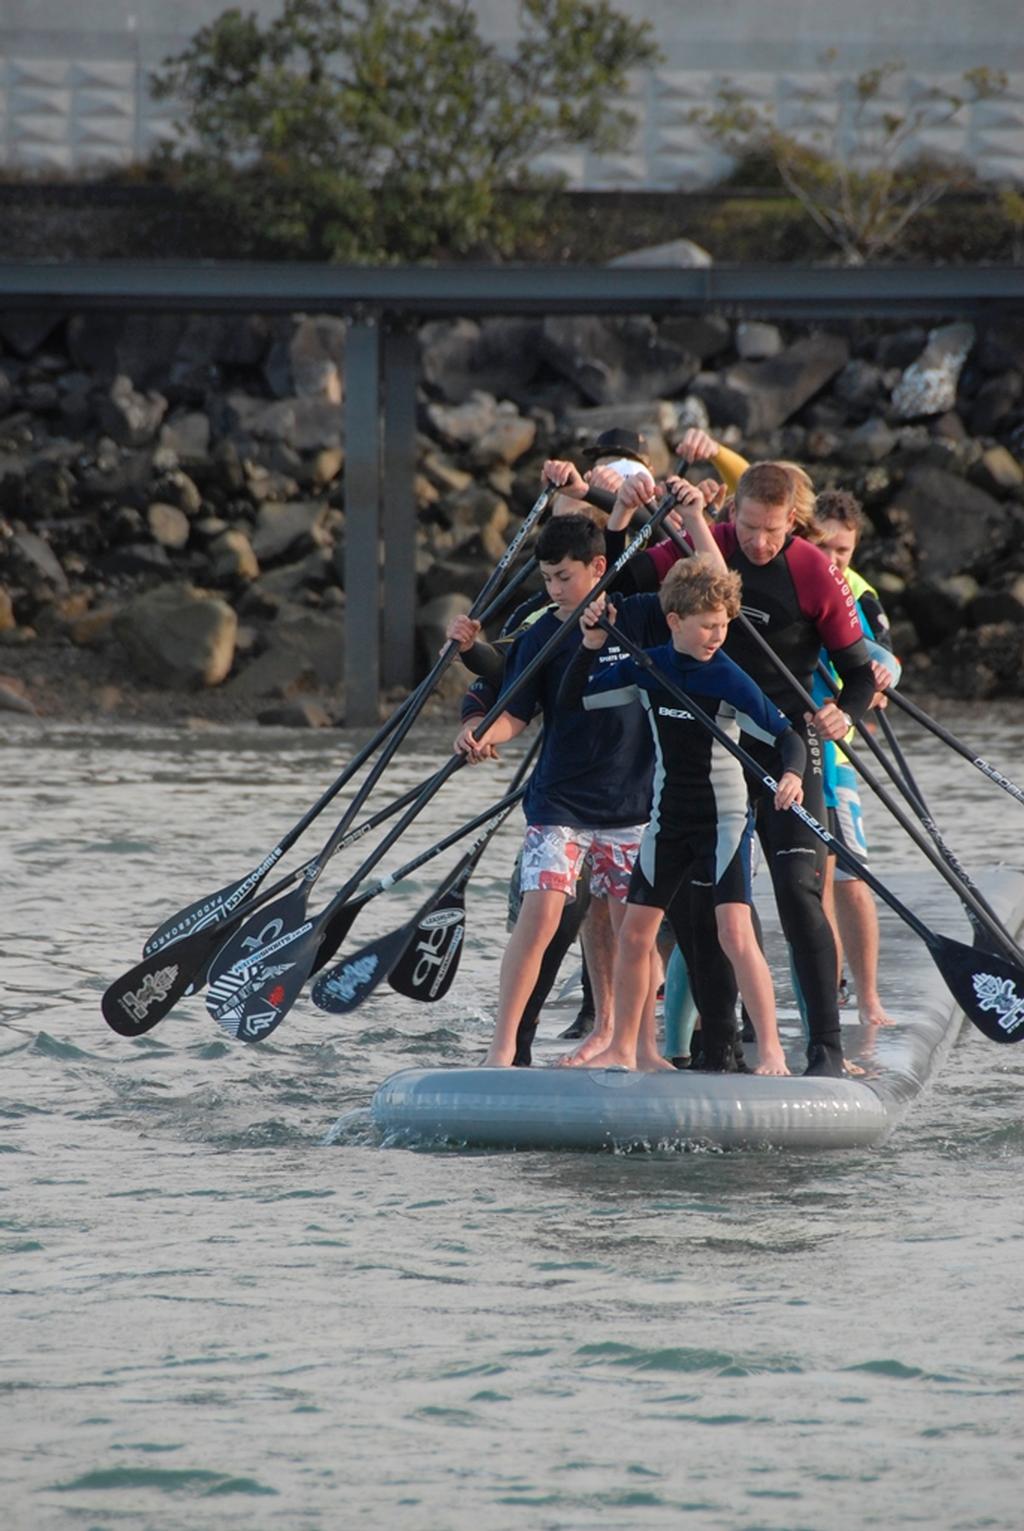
[580,427,652,471]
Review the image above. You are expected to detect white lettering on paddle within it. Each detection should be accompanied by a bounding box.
[119,965,180,1022]
[972,973,1024,1035]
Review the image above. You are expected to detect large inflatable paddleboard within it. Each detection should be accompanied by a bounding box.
[371,870,1024,1152]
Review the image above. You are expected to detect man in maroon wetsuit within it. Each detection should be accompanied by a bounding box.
[606,462,876,1076]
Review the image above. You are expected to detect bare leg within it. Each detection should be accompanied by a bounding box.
[715,903,789,1076]
[579,903,664,1070]
[821,853,843,985]
[835,878,894,1026]
[484,889,567,1066]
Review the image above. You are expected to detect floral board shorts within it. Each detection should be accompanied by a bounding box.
[518,823,646,903]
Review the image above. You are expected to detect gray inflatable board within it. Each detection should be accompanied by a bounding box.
[371,870,1024,1152]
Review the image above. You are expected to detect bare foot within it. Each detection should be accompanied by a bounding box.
[481,1048,513,1068]
[559,1026,614,1066]
[859,999,896,1027]
[636,1051,676,1072]
[754,1047,791,1077]
[579,1045,637,1070]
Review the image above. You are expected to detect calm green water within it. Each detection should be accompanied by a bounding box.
[3,710,1024,1531]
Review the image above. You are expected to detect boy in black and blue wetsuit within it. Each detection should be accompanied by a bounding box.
[455,498,724,1069]
[558,558,806,1074]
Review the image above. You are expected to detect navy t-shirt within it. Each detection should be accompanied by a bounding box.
[498,593,667,828]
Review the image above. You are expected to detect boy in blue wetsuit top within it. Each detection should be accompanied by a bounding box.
[557,558,807,1074]
[456,500,723,1068]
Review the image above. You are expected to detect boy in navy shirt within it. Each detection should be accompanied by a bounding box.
[456,505,723,1068]
[558,559,806,1074]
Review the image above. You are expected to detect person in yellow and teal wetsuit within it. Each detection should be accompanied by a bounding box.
[811,489,901,1028]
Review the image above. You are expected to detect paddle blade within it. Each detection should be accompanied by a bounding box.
[142,855,282,957]
[929,932,1024,1043]
[103,937,207,1036]
[387,888,467,1003]
[311,924,416,1014]
[308,897,369,978]
[205,917,323,1042]
[206,884,311,992]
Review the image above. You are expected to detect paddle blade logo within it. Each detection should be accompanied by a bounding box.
[239,1009,280,1040]
[119,966,180,1023]
[320,954,379,1005]
[420,908,465,931]
[207,961,294,1026]
[389,909,465,1002]
[972,972,1024,1036]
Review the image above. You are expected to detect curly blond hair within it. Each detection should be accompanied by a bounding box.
[659,557,742,621]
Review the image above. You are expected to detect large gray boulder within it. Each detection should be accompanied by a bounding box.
[250,500,332,564]
[217,393,344,454]
[264,316,347,401]
[693,334,849,436]
[540,317,698,407]
[420,318,543,405]
[607,238,712,269]
[891,323,975,419]
[67,312,267,390]
[6,529,69,593]
[426,391,500,447]
[115,584,237,689]
[224,608,344,699]
[95,375,168,448]
[888,466,1008,580]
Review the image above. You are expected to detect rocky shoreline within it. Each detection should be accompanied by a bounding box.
[2,298,1023,725]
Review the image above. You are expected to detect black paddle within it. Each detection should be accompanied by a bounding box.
[600,619,1024,1045]
[140,481,556,960]
[885,687,1024,811]
[203,490,684,1041]
[101,777,428,1037]
[311,735,541,1011]
[310,793,522,1014]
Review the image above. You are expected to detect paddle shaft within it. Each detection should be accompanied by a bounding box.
[813,660,1019,957]
[311,733,541,982]
[297,483,557,891]
[885,687,1024,810]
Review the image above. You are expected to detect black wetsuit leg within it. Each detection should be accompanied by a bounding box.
[743,727,843,1071]
[512,877,591,1066]
[666,876,746,1071]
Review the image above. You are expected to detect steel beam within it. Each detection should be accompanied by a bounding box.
[1,261,1022,317]
[343,317,382,726]
[381,324,418,691]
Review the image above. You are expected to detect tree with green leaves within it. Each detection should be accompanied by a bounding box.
[151,0,661,261]
[690,57,1009,265]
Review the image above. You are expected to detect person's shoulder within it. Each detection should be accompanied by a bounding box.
[704,647,755,694]
[711,520,737,555]
[616,591,663,630]
[787,536,852,601]
[500,592,551,637]
[845,564,877,601]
